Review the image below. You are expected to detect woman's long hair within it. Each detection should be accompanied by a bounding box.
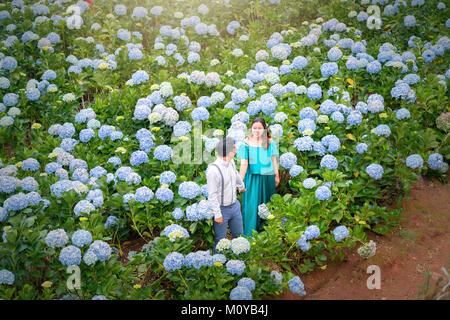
[249,117,271,150]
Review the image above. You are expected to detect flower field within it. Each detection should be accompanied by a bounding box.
[0,0,448,300]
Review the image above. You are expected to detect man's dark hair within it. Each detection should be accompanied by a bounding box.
[216,137,235,157]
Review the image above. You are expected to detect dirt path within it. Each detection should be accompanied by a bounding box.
[280,173,450,300]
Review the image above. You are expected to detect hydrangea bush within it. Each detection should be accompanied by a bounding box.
[0,0,448,300]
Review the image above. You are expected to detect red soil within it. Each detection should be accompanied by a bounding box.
[280,174,450,300]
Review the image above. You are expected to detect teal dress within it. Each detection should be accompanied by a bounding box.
[237,139,279,237]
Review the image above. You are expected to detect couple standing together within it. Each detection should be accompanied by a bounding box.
[206,117,280,252]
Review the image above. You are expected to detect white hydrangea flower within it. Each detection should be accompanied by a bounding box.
[216,238,231,251]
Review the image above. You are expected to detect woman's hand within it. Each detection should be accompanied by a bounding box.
[275,173,280,187]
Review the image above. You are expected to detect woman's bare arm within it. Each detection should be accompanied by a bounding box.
[239,158,248,182]
[272,155,279,186]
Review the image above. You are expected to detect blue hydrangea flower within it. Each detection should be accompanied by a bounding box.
[20,177,38,192]
[88,240,112,261]
[328,47,342,61]
[59,245,82,266]
[42,70,57,81]
[260,93,278,115]
[155,187,174,202]
[320,155,338,170]
[406,154,423,169]
[304,225,320,240]
[315,185,332,200]
[293,136,314,152]
[89,166,106,179]
[422,49,435,63]
[1,56,18,71]
[237,278,256,292]
[366,164,384,179]
[135,187,154,203]
[163,224,189,241]
[163,252,184,272]
[404,15,416,27]
[289,165,304,177]
[391,82,412,100]
[347,111,363,126]
[104,216,119,230]
[60,138,78,152]
[288,276,306,296]
[226,260,246,276]
[231,89,248,105]
[26,192,41,206]
[0,269,15,285]
[58,122,76,139]
[427,153,444,170]
[197,96,212,108]
[130,150,149,166]
[172,208,184,220]
[3,192,29,211]
[74,200,95,216]
[72,168,89,184]
[153,145,172,161]
[212,254,226,264]
[107,157,122,168]
[247,100,261,115]
[303,178,316,189]
[356,143,368,154]
[178,181,201,199]
[0,207,8,223]
[134,104,151,120]
[366,60,381,74]
[292,56,308,70]
[72,230,92,247]
[333,226,350,242]
[45,229,69,248]
[173,121,192,137]
[299,107,318,121]
[297,118,316,132]
[3,93,18,106]
[68,65,82,74]
[25,87,40,101]
[321,135,341,153]
[373,124,391,137]
[159,171,177,185]
[191,107,210,122]
[230,286,253,300]
[296,235,311,251]
[131,70,149,85]
[320,62,338,77]
[98,125,114,140]
[0,176,18,194]
[279,152,297,169]
[307,83,322,100]
[330,111,344,123]
[184,251,212,269]
[395,108,410,120]
[21,158,40,171]
[173,95,192,111]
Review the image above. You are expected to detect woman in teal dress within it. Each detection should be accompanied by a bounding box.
[236,117,280,237]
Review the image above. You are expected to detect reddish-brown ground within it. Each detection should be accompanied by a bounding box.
[280,174,450,300]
